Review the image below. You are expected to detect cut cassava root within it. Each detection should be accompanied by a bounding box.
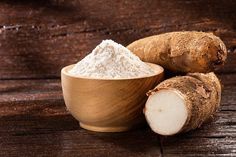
[144,72,221,135]
[127,31,227,73]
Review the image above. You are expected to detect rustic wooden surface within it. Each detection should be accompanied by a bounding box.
[0,74,235,156]
[0,0,236,156]
[0,0,236,79]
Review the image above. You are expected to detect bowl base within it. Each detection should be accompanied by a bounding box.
[79,123,131,132]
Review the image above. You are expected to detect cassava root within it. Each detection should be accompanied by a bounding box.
[127,31,227,73]
[144,72,221,135]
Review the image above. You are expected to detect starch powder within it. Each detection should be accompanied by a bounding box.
[69,40,155,78]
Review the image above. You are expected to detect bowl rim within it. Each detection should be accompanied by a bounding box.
[61,62,164,81]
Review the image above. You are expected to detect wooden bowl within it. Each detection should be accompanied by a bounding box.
[61,63,164,132]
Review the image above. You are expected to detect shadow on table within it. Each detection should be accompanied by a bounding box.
[84,125,162,155]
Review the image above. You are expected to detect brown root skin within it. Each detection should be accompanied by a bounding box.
[187,72,222,110]
[127,31,227,73]
[144,72,221,135]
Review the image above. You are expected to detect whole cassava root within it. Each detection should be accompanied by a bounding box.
[144,72,221,135]
[127,31,227,73]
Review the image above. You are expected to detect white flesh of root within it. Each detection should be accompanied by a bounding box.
[145,89,188,136]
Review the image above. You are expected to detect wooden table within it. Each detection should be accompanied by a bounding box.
[0,1,235,156]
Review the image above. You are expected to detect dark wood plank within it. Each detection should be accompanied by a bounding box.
[0,78,162,156]
[161,137,236,156]
[0,74,235,156]
[0,127,161,157]
[218,73,236,86]
[0,79,62,104]
[0,79,160,156]
[0,111,234,156]
[220,53,236,74]
[218,74,236,111]
[0,0,236,79]
[0,74,234,114]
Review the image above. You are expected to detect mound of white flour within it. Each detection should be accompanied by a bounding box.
[69,40,155,78]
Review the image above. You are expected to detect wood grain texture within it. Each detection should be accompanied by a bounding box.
[0,74,234,115]
[0,1,236,156]
[0,79,162,156]
[61,64,164,132]
[0,127,162,157]
[0,74,235,156]
[0,0,236,79]
[160,137,236,156]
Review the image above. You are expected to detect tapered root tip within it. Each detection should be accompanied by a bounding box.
[144,89,188,136]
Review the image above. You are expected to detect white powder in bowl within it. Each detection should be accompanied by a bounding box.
[69,40,155,78]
